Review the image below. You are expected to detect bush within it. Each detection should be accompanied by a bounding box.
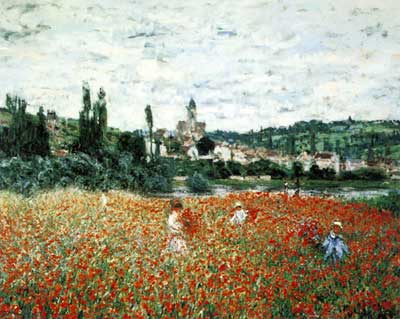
[245,159,288,179]
[212,161,232,179]
[308,164,336,180]
[186,172,210,193]
[308,163,324,179]
[175,159,214,178]
[340,167,386,181]
[226,161,245,176]
[196,136,215,155]
[176,159,289,180]
[351,191,400,217]
[0,151,174,195]
[291,161,304,179]
[143,175,171,193]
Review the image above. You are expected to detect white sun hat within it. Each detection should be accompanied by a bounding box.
[234,201,243,209]
[332,221,343,229]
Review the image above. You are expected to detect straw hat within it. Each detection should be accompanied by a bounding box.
[332,221,343,229]
[234,201,243,209]
[170,198,183,209]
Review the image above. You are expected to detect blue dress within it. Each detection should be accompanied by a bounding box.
[322,231,350,263]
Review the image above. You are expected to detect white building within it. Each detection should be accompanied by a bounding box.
[344,159,367,171]
[213,143,232,162]
[296,152,313,171]
[187,145,199,160]
[314,152,340,174]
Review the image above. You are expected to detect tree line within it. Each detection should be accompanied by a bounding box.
[209,119,399,161]
[0,95,50,157]
[0,83,175,194]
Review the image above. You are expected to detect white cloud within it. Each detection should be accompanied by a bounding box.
[0,0,399,132]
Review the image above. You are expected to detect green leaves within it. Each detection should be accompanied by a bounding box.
[0,153,174,195]
[186,172,210,193]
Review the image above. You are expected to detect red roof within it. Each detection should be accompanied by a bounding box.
[314,152,334,159]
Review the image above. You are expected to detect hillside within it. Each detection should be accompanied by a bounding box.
[1,108,399,160]
[209,119,400,161]
[0,108,123,151]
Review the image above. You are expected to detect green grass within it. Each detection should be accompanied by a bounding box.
[349,191,400,217]
[0,110,12,125]
[210,178,283,190]
[204,178,400,191]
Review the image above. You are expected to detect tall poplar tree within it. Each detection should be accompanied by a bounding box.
[77,83,108,153]
[145,105,153,159]
[310,131,316,154]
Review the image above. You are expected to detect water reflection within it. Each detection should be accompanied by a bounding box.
[151,185,399,199]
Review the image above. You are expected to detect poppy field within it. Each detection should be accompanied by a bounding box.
[0,189,399,318]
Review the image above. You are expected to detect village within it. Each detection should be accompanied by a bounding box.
[42,97,400,180]
[144,99,400,180]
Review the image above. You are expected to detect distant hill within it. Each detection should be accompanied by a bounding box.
[0,108,123,151]
[208,119,400,161]
[1,108,399,160]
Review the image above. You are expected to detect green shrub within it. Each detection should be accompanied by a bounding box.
[212,161,231,179]
[226,161,245,176]
[0,152,174,195]
[143,175,171,193]
[245,159,288,179]
[186,172,210,193]
[308,164,336,180]
[291,161,304,179]
[351,191,400,217]
[340,167,386,181]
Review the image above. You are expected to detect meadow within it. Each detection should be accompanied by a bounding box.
[0,189,398,318]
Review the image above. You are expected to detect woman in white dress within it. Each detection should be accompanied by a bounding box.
[230,201,248,225]
[167,198,188,254]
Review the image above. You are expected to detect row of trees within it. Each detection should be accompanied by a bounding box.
[0,84,109,159]
[0,84,176,194]
[208,118,398,161]
[235,127,396,161]
[77,83,108,153]
[0,95,50,157]
[0,85,169,163]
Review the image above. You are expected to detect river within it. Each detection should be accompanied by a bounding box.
[152,185,399,199]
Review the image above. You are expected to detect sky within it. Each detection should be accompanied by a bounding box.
[0,0,400,132]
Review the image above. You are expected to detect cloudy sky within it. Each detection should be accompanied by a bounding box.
[0,0,399,132]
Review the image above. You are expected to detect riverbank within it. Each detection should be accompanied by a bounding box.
[207,178,400,191]
[166,178,400,200]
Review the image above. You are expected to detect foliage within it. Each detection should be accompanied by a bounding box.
[226,160,246,176]
[339,167,387,181]
[0,191,398,318]
[246,159,289,179]
[145,104,154,159]
[211,161,232,179]
[143,175,171,193]
[175,159,289,180]
[36,107,51,156]
[117,130,146,162]
[0,153,174,195]
[310,131,317,154]
[76,84,108,153]
[209,120,400,160]
[175,159,212,177]
[308,163,336,180]
[168,138,183,154]
[350,191,400,217]
[186,172,210,193]
[0,95,50,158]
[291,161,304,179]
[195,136,215,156]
